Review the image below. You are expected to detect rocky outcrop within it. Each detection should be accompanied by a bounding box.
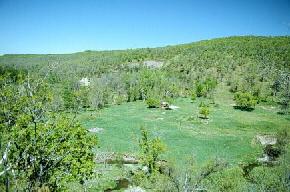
[255,135,279,164]
[143,60,163,69]
[160,101,169,109]
[256,135,277,146]
[160,101,180,110]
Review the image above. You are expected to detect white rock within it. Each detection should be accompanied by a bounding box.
[258,154,271,163]
[168,105,180,110]
[125,186,145,192]
[79,77,90,86]
[88,127,104,133]
[256,135,277,146]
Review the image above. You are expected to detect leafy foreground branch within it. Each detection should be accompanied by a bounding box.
[0,73,97,191]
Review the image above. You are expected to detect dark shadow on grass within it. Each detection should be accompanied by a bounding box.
[277,111,288,115]
[198,116,209,119]
[233,106,254,112]
[147,106,159,109]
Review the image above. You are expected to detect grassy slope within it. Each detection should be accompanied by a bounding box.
[79,84,290,165]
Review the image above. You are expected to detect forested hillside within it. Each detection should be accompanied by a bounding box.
[1,36,289,191]
[1,36,289,112]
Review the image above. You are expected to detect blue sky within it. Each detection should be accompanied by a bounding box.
[0,0,289,54]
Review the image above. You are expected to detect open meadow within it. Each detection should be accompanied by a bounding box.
[80,84,289,165]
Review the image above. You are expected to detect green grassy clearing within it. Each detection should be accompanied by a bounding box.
[79,84,289,165]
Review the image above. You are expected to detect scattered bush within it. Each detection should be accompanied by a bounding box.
[234,91,257,110]
[196,83,207,97]
[196,78,218,98]
[199,105,210,119]
[146,97,160,108]
[191,91,197,101]
[139,127,166,173]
